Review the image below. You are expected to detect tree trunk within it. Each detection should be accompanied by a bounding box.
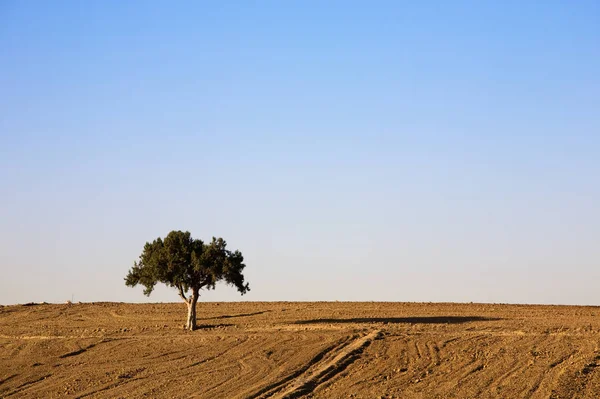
[185,291,199,330]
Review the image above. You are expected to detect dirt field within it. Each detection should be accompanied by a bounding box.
[1,302,600,398]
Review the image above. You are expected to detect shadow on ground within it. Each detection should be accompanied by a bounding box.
[294,316,501,325]
[196,323,235,330]
[200,310,271,321]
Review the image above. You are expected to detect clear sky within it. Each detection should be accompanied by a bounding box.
[1,1,599,305]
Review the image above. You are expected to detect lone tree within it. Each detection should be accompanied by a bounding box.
[125,230,250,330]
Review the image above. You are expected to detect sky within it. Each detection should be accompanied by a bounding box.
[1,1,599,305]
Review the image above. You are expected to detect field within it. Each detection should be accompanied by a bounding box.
[1,302,600,398]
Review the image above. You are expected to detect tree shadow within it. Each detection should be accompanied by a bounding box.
[199,310,271,321]
[294,316,501,325]
[196,323,235,330]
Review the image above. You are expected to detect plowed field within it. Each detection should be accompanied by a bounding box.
[1,302,600,398]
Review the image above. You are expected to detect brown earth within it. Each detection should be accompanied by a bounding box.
[1,301,600,398]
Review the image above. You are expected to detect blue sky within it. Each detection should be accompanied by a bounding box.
[1,1,599,305]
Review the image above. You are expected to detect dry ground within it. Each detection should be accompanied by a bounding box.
[1,302,600,398]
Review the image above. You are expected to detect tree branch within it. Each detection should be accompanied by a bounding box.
[199,276,212,288]
[177,284,190,304]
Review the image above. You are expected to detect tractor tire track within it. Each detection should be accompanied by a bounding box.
[268,330,381,399]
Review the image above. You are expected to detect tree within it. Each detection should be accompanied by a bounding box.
[125,230,250,330]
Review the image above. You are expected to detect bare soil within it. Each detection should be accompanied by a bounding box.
[1,302,600,398]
